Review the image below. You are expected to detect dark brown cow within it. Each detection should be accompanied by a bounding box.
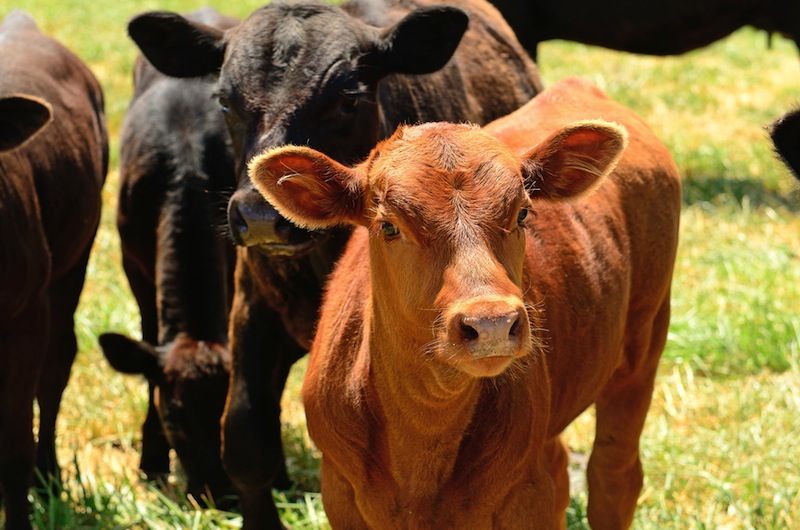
[128,0,541,526]
[98,8,238,507]
[771,107,800,180]
[489,0,800,60]
[0,11,107,530]
[249,78,680,528]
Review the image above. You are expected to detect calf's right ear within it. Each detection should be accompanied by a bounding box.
[99,333,161,380]
[128,11,226,78]
[0,95,52,152]
[248,146,365,229]
[770,108,800,181]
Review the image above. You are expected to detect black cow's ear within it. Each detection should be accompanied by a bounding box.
[0,95,52,152]
[374,6,468,75]
[129,11,226,78]
[99,333,161,380]
[770,108,800,181]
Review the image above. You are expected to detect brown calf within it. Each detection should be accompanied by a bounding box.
[249,78,680,529]
[128,1,541,524]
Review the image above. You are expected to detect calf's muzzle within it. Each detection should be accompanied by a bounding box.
[447,298,528,360]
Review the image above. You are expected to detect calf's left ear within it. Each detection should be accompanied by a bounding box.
[248,146,365,229]
[98,333,161,380]
[522,120,628,200]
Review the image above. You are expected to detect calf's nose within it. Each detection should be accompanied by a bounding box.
[460,312,521,344]
[448,300,527,359]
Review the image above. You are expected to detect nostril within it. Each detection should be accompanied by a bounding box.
[228,205,249,245]
[460,320,480,342]
[508,315,521,338]
[275,216,293,239]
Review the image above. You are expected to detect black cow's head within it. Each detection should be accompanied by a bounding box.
[128,1,468,253]
[99,332,233,505]
[0,94,51,152]
[771,107,800,181]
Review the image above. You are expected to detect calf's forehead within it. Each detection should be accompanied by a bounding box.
[368,125,526,235]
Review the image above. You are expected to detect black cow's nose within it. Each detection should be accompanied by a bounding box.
[227,188,291,247]
[228,203,249,246]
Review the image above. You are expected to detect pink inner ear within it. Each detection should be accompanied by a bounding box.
[561,128,614,154]
[269,155,319,183]
[533,126,623,199]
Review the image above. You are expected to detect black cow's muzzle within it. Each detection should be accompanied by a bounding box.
[227,186,317,254]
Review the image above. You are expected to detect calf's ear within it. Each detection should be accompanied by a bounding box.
[129,11,226,78]
[0,95,52,152]
[99,333,161,380]
[248,146,365,229]
[770,108,800,181]
[373,6,468,75]
[522,120,628,200]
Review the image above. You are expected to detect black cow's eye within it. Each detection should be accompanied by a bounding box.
[340,94,358,114]
[381,221,400,239]
[218,95,230,113]
[517,208,529,226]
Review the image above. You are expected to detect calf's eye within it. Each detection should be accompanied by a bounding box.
[381,221,400,239]
[517,208,529,226]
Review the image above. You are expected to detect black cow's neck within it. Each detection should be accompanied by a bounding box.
[156,177,230,345]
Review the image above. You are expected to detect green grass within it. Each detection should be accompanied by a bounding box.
[1,1,800,528]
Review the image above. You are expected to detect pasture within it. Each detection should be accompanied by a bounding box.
[2,0,799,528]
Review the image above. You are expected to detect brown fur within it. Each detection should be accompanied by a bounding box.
[250,78,680,528]
[0,10,107,529]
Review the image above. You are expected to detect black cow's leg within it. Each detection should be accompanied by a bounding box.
[270,343,304,491]
[1,300,48,530]
[35,249,91,491]
[222,268,303,529]
[121,255,170,478]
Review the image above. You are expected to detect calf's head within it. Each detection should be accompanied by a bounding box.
[128,2,468,251]
[0,94,51,152]
[249,121,626,377]
[98,333,232,504]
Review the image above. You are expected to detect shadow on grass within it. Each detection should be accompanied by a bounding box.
[682,175,800,211]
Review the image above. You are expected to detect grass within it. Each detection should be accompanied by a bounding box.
[1,0,799,527]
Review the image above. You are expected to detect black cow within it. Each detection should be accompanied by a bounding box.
[98,7,238,507]
[128,0,542,526]
[0,11,107,530]
[488,0,800,61]
[771,107,800,180]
